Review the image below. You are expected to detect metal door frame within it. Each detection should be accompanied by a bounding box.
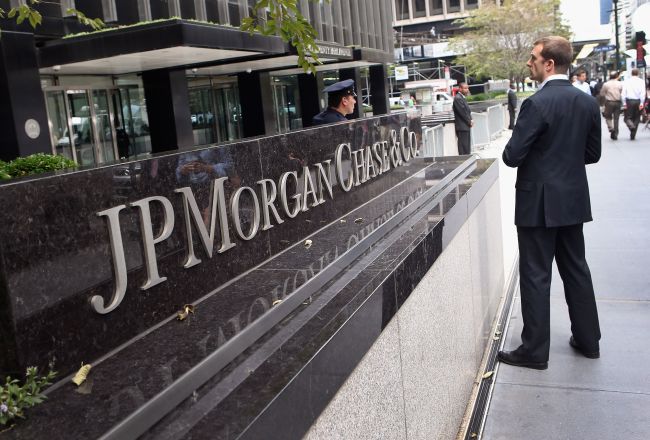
[43,85,133,165]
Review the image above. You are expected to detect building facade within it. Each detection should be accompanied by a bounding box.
[0,0,394,165]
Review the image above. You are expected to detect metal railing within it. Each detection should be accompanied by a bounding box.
[471,104,507,151]
[422,124,445,158]
[421,104,507,156]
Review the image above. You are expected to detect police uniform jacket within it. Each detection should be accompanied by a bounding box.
[312,108,347,125]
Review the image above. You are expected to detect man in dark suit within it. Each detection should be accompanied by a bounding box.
[452,82,473,154]
[498,36,602,370]
[507,83,517,129]
[312,79,357,125]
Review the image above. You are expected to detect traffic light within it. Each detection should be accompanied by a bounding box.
[636,31,646,68]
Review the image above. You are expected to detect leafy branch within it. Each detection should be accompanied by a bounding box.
[0,367,57,426]
[66,8,105,31]
[0,0,104,33]
[241,0,326,74]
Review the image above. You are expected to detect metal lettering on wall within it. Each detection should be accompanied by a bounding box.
[93,127,419,314]
[315,44,353,58]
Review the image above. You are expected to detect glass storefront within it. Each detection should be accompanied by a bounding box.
[44,80,151,167]
[271,74,303,134]
[188,76,242,146]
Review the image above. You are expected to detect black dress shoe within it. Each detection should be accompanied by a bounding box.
[610,132,617,140]
[497,349,548,370]
[569,336,600,359]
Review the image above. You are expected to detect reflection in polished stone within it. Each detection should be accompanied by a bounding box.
[1,112,497,440]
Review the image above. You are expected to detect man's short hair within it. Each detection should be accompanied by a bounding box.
[609,71,619,80]
[328,93,344,108]
[631,68,639,76]
[533,36,573,74]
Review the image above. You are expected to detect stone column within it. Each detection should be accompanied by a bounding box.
[237,71,276,137]
[369,64,390,116]
[298,73,320,128]
[0,31,51,161]
[142,69,193,153]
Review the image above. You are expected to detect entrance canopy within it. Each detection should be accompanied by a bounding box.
[37,19,387,76]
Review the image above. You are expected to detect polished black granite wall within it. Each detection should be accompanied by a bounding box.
[0,112,499,439]
[0,113,420,379]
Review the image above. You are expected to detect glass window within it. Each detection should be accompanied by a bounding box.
[447,0,460,13]
[394,0,409,20]
[429,0,443,15]
[466,0,478,8]
[247,0,257,17]
[66,90,96,167]
[228,0,240,26]
[150,0,170,20]
[214,86,241,142]
[118,87,151,157]
[308,2,318,29]
[189,87,216,146]
[271,75,302,134]
[205,0,222,23]
[414,0,426,17]
[45,91,74,160]
[92,89,117,164]
[320,0,328,40]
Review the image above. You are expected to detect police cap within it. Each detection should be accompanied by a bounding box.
[323,79,357,97]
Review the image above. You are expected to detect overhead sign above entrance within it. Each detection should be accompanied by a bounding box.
[314,42,353,59]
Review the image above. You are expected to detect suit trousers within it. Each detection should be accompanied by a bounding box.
[456,130,471,155]
[508,108,516,129]
[624,99,641,132]
[603,100,621,135]
[517,224,601,362]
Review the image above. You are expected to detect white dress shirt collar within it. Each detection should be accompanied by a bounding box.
[539,74,568,89]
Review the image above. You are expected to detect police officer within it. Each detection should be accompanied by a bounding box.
[312,79,357,125]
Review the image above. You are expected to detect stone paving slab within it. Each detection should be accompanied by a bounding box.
[483,383,650,440]
[498,297,650,395]
[482,117,650,439]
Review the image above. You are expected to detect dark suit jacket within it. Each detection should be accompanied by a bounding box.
[502,79,601,227]
[507,89,517,111]
[453,93,472,132]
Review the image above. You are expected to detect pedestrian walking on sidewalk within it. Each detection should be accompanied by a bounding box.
[453,82,473,154]
[600,71,623,140]
[507,83,518,129]
[572,69,591,95]
[621,68,646,140]
[499,35,602,370]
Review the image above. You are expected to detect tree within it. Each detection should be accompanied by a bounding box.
[449,0,572,88]
[242,0,328,74]
[0,0,104,33]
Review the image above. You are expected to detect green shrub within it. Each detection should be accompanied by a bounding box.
[2,154,77,179]
[0,160,9,180]
[466,91,507,102]
[0,367,57,426]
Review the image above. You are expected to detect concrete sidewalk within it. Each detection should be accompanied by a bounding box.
[478,120,650,439]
